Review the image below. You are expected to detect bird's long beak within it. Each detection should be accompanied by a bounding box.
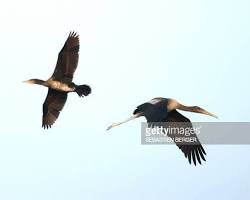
[177,103,218,119]
[107,113,141,131]
[200,109,218,119]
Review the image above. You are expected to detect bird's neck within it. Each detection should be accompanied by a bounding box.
[177,104,196,113]
[33,79,47,86]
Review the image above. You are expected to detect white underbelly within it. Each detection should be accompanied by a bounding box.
[49,81,74,92]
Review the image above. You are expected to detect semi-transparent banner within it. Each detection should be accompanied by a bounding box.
[141,122,250,145]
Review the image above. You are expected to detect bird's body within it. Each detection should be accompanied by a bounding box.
[133,97,169,122]
[46,78,75,92]
[24,32,91,129]
[107,97,218,165]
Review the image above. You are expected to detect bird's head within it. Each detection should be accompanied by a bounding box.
[23,79,37,84]
[23,79,45,85]
[193,106,218,118]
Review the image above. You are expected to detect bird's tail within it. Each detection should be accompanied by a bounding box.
[75,84,91,97]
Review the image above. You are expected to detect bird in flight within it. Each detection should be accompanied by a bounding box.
[107,97,218,165]
[24,32,91,129]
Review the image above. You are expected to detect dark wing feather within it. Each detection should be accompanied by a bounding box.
[135,100,168,123]
[52,31,79,81]
[42,89,68,129]
[165,110,206,165]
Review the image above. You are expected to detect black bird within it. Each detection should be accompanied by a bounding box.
[24,32,91,129]
[107,97,218,165]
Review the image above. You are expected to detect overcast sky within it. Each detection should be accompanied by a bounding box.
[0,0,250,199]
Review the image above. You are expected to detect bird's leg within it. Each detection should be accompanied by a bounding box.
[107,113,141,131]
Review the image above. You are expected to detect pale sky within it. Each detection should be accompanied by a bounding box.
[0,0,250,199]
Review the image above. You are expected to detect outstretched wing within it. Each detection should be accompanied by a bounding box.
[134,98,168,123]
[52,31,79,81]
[42,89,68,129]
[166,110,206,165]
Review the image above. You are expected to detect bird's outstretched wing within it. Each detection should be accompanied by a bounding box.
[134,99,168,123]
[42,89,68,129]
[166,110,206,165]
[52,31,79,81]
